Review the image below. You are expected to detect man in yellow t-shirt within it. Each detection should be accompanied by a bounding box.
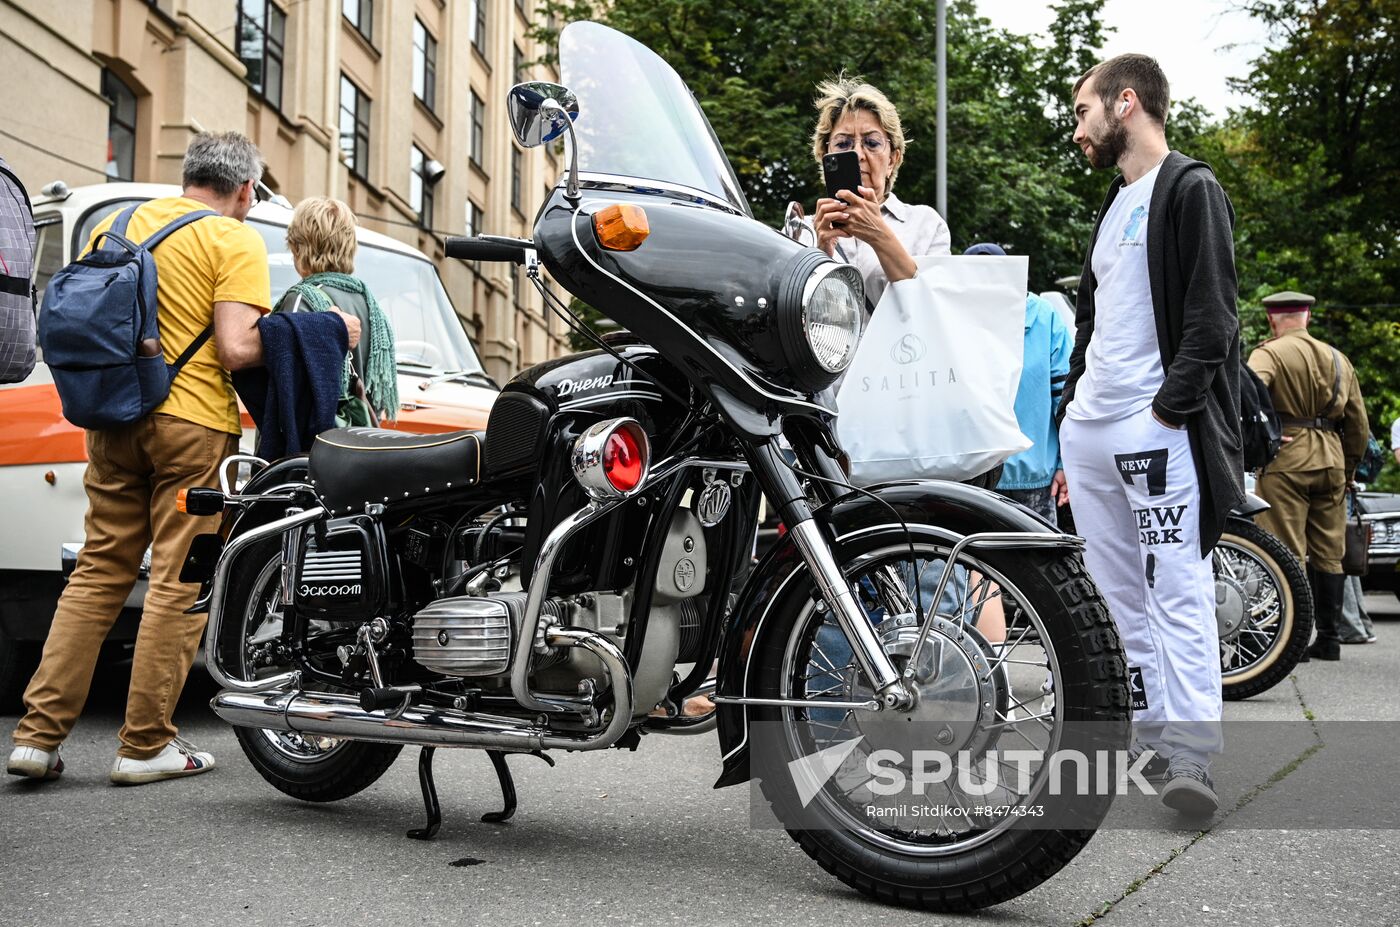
[8,132,359,786]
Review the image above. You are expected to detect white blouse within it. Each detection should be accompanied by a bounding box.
[832,191,952,308]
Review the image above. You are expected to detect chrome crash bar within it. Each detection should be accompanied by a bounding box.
[510,456,750,714]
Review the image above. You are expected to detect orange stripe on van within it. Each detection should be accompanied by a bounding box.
[0,388,491,468]
[383,404,491,434]
[0,384,87,465]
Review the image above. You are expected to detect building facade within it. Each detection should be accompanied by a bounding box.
[1,0,571,380]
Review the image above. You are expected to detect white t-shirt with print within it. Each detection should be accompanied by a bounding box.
[1066,162,1165,423]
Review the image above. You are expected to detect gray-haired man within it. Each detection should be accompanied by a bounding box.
[8,132,358,785]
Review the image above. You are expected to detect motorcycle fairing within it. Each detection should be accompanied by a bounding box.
[533,190,838,438]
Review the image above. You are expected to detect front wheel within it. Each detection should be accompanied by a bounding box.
[750,534,1129,912]
[217,538,402,802]
[1216,518,1312,700]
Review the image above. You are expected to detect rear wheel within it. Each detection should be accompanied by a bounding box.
[1216,518,1312,700]
[750,534,1129,912]
[217,539,401,802]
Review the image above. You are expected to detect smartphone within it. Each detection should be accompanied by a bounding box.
[822,150,862,203]
[822,150,862,229]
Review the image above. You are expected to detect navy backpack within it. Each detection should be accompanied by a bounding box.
[39,205,217,429]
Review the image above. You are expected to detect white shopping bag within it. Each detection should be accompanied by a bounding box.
[836,255,1031,484]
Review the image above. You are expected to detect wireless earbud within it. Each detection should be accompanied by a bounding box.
[1118,101,1129,117]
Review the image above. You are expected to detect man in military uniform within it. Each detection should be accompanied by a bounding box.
[1248,291,1369,661]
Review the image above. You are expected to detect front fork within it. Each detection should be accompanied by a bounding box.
[745,440,914,710]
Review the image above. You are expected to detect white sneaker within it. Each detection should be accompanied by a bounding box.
[7,745,64,781]
[110,738,215,785]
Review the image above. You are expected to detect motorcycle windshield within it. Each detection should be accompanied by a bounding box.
[560,21,751,217]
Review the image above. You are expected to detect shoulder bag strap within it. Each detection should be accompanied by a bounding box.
[92,204,143,253]
[141,208,218,251]
[152,208,220,380]
[1324,346,1343,418]
[0,165,33,220]
[169,324,215,376]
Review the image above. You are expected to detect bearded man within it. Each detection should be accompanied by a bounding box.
[1055,54,1244,818]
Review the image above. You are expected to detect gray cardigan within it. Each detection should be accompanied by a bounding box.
[1058,151,1245,555]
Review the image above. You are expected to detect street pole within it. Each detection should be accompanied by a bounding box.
[936,0,947,221]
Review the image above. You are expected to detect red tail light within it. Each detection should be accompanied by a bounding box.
[573,418,651,500]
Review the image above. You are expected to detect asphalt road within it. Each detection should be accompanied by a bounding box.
[4,597,1399,927]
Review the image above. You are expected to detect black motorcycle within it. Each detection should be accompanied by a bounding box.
[184,22,1129,912]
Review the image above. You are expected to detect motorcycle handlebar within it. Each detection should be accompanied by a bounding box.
[444,236,530,265]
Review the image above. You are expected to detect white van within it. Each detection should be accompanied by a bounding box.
[0,182,498,702]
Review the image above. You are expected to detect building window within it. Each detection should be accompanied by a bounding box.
[465,200,482,238]
[102,69,137,182]
[471,0,487,57]
[470,91,485,168]
[513,44,525,85]
[413,18,437,113]
[236,0,286,111]
[342,0,372,43]
[410,145,435,230]
[511,147,523,215]
[339,76,370,179]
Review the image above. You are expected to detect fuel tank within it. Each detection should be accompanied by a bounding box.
[481,340,693,481]
[479,340,696,595]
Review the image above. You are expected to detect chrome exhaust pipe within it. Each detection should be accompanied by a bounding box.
[211,624,635,752]
[212,688,553,751]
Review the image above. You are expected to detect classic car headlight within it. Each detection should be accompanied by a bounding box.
[776,254,865,390]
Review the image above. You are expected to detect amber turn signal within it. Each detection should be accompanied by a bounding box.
[177,487,226,516]
[592,203,649,251]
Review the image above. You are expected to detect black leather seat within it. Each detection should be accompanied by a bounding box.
[309,427,483,516]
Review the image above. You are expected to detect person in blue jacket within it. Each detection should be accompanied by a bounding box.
[964,243,1073,524]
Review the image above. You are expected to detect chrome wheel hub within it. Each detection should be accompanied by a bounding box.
[1215,573,1248,641]
[852,615,1002,759]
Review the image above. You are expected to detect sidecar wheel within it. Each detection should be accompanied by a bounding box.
[220,539,402,802]
[1217,518,1312,701]
[750,537,1129,912]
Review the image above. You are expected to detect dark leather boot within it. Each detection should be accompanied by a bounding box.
[1307,568,1344,661]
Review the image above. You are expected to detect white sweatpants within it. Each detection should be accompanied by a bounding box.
[1060,405,1223,764]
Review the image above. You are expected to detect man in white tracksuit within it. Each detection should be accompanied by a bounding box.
[1057,55,1245,817]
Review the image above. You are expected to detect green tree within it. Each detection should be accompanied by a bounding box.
[1208,0,1399,479]
[532,0,1113,289]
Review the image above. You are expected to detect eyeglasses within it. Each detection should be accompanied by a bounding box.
[829,134,889,154]
[250,181,263,205]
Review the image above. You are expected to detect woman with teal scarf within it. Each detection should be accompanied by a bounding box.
[278,196,398,425]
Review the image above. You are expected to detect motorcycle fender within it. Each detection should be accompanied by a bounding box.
[184,457,310,613]
[1232,491,1270,519]
[712,479,1075,788]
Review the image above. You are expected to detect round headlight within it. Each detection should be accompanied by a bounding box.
[802,264,864,374]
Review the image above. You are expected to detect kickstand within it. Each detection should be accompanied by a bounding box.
[481,750,555,824]
[407,746,441,840]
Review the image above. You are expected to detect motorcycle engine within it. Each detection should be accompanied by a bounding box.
[410,507,709,716]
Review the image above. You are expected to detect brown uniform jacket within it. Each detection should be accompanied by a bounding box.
[1247,328,1368,475]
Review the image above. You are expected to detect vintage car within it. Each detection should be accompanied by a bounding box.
[0,182,498,704]
[1358,490,1400,597]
